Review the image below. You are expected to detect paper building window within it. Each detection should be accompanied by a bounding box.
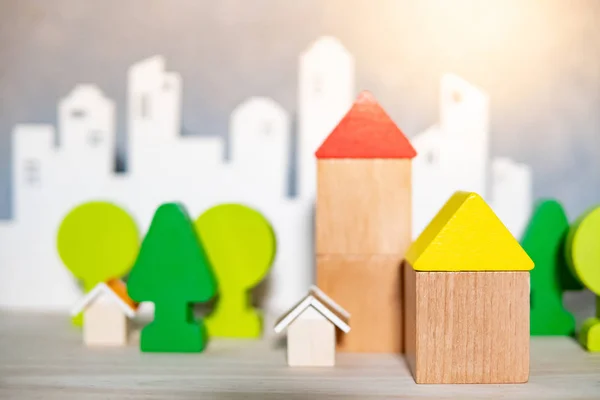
[313,77,323,94]
[451,90,463,103]
[71,109,87,119]
[496,171,506,184]
[262,122,272,136]
[426,150,437,165]
[139,94,150,119]
[24,159,41,185]
[88,130,103,147]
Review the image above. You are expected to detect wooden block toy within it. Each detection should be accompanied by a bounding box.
[71,279,138,346]
[522,200,582,336]
[315,90,415,256]
[404,191,533,384]
[195,204,276,338]
[404,267,530,383]
[316,159,412,255]
[566,205,600,351]
[57,201,139,326]
[316,254,402,353]
[127,203,217,353]
[405,191,533,271]
[314,91,415,354]
[274,286,350,367]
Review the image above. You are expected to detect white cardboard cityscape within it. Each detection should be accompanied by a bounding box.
[0,36,532,312]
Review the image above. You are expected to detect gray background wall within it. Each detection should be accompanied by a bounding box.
[1,0,599,221]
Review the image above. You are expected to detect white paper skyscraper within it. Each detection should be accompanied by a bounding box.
[12,125,56,219]
[58,85,115,178]
[298,36,354,200]
[412,74,532,238]
[491,157,533,238]
[230,97,291,197]
[439,74,490,197]
[128,56,183,175]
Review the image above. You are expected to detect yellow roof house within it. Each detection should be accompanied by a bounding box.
[405,191,534,272]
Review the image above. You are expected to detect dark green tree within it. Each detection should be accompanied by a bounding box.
[128,203,216,352]
[522,200,582,336]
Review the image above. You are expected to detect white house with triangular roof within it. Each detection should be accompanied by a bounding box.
[274,286,350,367]
[71,280,138,347]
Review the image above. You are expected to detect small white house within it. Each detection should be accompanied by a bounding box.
[71,280,138,346]
[274,285,350,367]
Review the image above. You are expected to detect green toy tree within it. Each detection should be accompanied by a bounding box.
[128,203,216,352]
[522,200,582,336]
[566,205,600,351]
[57,201,139,325]
[195,204,276,338]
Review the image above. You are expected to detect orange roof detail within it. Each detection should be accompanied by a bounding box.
[106,279,139,311]
[71,279,138,317]
[315,91,417,159]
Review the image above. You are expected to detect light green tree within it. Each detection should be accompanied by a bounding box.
[566,206,600,351]
[195,204,276,338]
[57,201,139,325]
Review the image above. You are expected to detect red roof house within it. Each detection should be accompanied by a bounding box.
[315,91,416,159]
[315,90,415,353]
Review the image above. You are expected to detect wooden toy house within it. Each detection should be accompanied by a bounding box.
[274,286,350,367]
[71,279,138,346]
[315,90,416,353]
[404,191,534,384]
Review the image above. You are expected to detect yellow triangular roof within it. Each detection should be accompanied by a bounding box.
[406,191,534,272]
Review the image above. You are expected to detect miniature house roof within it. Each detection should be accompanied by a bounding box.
[71,279,138,318]
[405,191,534,272]
[315,91,417,159]
[274,286,350,333]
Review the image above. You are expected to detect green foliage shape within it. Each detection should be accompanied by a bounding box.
[128,203,216,352]
[522,200,581,336]
[566,205,600,351]
[195,204,276,338]
[57,201,139,325]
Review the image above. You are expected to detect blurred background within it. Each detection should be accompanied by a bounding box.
[1,0,599,217]
[0,0,598,320]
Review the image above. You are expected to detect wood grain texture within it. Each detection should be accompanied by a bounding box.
[287,310,336,366]
[404,266,530,383]
[404,261,417,373]
[83,302,128,346]
[317,254,403,353]
[316,159,412,256]
[0,312,599,399]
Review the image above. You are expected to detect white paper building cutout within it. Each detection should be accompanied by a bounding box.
[0,36,532,312]
[411,74,532,238]
[298,36,355,200]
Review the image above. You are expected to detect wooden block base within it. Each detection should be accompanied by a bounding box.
[316,254,403,353]
[404,264,530,384]
[316,159,412,256]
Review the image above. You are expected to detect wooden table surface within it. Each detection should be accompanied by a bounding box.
[1,311,599,399]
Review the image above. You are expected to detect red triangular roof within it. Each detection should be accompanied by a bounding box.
[315,91,417,159]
